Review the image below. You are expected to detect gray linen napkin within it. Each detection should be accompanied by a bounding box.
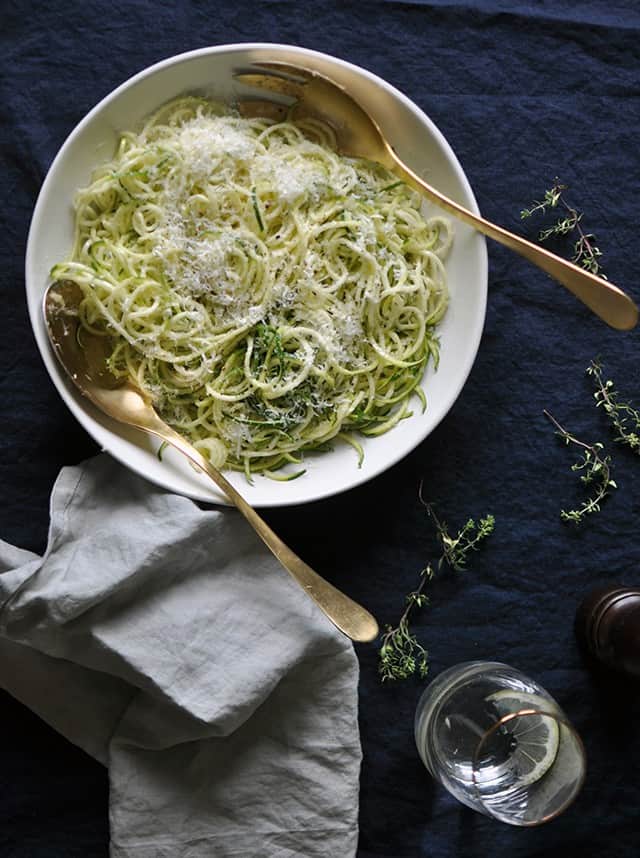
[0,454,361,857]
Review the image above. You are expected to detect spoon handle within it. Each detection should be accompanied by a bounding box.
[142,416,379,643]
[390,152,638,331]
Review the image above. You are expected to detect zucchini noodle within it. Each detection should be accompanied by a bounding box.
[51,96,452,480]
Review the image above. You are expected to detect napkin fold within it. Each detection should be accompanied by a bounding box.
[0,454,361,857]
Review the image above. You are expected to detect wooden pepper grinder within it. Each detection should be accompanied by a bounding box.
[575,587,640,677]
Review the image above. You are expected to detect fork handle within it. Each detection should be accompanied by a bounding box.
[390,152,638,331]
[142,418,379,643]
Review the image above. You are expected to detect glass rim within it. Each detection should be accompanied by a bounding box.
[470,707,587,827]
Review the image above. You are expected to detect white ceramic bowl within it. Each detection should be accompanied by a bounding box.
[26,44,487,507]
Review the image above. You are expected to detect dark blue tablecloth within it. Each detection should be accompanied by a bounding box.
[2,1,640,855]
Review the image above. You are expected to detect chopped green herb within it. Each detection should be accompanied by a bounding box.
[251,187,264,231]
[380,180,405,193]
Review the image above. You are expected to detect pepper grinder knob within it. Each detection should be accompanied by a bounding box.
[575,587,640,677]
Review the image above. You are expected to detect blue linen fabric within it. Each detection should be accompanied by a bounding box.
[2,1,640,856]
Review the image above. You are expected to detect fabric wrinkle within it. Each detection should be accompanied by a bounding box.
[0,454,361,857]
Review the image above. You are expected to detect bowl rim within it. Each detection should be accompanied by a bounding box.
[26,42,488,507]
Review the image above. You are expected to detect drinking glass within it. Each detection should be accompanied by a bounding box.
[414,661,586,825]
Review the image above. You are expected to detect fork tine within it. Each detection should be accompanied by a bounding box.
[233,71,306,99]
[253,62,315,83]
[236,98,289,122]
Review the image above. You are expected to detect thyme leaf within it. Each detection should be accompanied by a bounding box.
[251,187,264,232]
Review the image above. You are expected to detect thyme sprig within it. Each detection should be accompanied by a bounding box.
[544,409,616,523]
[587,359,640,453]
[378,564,434,681]
[521,179,605,276]
[378,492,495,682]
[426,501,496,572]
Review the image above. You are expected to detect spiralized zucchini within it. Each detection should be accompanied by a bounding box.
[51,96,451,480]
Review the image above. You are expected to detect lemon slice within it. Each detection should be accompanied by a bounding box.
[485,689,560,787]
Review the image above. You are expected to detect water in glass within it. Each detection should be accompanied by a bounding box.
[415,662,585,825]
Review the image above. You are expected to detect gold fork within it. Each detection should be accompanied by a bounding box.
[235,62,638,331]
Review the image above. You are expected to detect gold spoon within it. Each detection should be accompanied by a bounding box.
[43,280,379,643]
[235,62,638,331]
